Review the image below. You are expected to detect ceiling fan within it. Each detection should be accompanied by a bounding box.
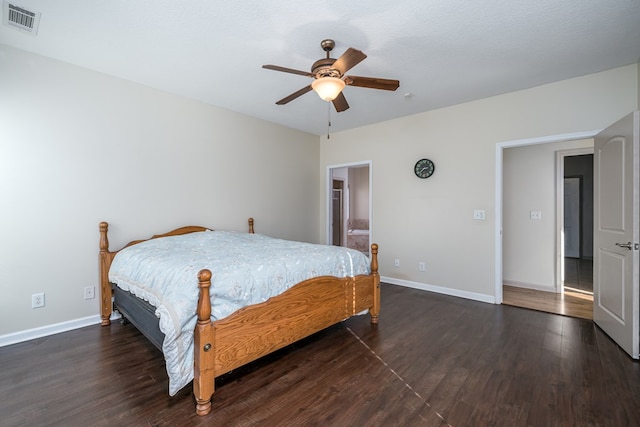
[262,39,400,112]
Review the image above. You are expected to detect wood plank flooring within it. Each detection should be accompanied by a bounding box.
[2,283,639,426]
[503,285,593,320]
[503,257,593,320]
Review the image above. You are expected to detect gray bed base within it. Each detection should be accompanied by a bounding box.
[113,285,164,350]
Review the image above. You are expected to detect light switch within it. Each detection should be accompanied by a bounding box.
[530,210,542,220]
[473,210,486,220]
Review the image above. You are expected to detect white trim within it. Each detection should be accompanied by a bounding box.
[0,315,102,347]
[495,130,601,305]
[368,164,373,250]
[495,145,504,303]
[503,280,556,293]
[555,147,594,293]
[382,276,496,304]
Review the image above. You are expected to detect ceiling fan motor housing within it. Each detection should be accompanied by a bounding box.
[312,58,340,78]
[312,39,341,78]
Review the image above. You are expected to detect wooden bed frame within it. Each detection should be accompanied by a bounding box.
[99,218,380,416]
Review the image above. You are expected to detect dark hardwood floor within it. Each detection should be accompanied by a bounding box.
[2,283,639,426]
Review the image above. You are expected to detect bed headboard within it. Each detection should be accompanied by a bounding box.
[99,217,255,326]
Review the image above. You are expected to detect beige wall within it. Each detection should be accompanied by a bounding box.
[320,64,638,300]
[0,45,319,337]
[2,42,638,340]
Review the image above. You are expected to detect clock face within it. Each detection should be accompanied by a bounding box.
[414,158,435,179]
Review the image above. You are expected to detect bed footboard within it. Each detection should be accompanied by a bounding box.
[192,243,380,416]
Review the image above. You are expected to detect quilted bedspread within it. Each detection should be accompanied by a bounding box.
[109,230,370,395]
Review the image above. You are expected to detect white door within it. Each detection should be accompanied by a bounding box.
[593,111,639,359]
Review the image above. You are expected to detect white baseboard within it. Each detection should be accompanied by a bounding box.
[0,315,102,347]
[1,281,494,347]
[381,276,496,304]
[503,280,557,293]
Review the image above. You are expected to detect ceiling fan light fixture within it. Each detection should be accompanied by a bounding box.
[311,77,345,101]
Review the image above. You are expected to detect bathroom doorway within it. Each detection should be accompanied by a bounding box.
[327,161,372,255]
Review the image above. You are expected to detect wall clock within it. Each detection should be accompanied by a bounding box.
[414,158,435,179]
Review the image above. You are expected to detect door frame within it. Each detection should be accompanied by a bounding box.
[495,131,600,303]
[556,148,594,292]
[326,160,373,247]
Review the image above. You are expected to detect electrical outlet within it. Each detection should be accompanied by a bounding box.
[32,292,45,308]
[473,209,486,220]
[394,258,400,268]
[530,210,542,220]
[84,286,95,300]
[418,262,426,271]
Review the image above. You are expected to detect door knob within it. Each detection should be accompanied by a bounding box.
[615,241,635,250]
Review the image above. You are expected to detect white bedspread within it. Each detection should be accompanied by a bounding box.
[109,230,371,395]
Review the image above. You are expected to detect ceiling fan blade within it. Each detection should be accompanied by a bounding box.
[275,85,313,105]
[263,64,315,78]
[332,92,349,112]
[332,48,367,75]
[344,76,400,91]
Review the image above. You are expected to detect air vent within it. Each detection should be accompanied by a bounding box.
[3,1,41,35]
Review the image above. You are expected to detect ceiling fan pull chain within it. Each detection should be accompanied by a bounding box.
[327,102,331,139]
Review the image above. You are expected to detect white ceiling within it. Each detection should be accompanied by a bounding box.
[2,1,640,135]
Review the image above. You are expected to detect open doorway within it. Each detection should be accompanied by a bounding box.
[500,139,594,319]
[327,161,372,256]
[498,115,639,355]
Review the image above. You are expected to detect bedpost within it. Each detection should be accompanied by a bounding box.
[99,222,113,326]
[194,269,215,416]
[248,217,254,234]
[370,243,380,324]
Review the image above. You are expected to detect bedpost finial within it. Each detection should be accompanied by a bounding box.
[197,269,212,322]
[198,269,212,283]
[99,222,109,251]
[370,243,379,274]
[248,217,255,234]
